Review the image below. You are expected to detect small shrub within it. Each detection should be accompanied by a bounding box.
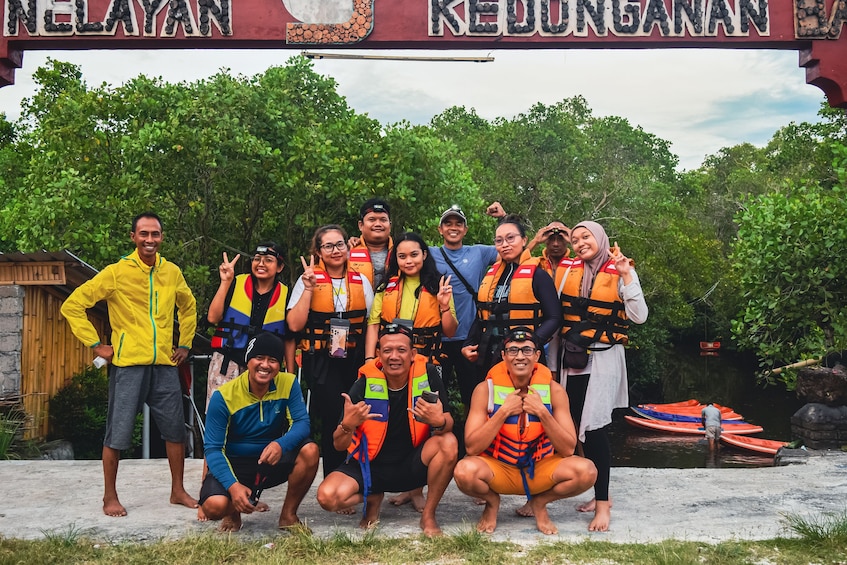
[0,408,25,459]
[49,366,141,459]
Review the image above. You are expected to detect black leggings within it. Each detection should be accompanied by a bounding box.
[566,373,611,501]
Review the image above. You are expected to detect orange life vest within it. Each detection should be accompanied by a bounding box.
[349,238,393,287]
[378,276,443,363]
[298,264,368,353]
[538,249,574,291]
[559,257,629,347]
[477,249,544,335]
[347,354,434,462]
[484,361,555,467]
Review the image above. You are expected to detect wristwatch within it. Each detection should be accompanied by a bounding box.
[430,419,446,433]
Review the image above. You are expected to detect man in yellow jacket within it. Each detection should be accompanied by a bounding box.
[61,212,198,518]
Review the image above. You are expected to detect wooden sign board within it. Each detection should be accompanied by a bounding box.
[1,0,846,105]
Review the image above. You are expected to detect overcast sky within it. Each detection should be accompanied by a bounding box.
[0,48,827,170]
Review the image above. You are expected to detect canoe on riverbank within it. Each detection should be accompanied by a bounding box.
[624,415,764,435]
[637,401,742,419]
[631,406,746,423]
[720,433,789,455]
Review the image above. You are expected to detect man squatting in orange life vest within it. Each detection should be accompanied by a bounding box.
[453,327,597,535]
[316,323,458,537]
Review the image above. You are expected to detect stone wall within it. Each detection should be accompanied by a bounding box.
[0,285,23,396]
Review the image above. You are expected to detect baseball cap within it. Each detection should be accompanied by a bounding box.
[440,205,467,224]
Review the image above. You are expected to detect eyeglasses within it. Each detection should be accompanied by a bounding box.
[252,255,278,264]
[504,346,536,357]
[494,232,522,247]
[319,241,347,252]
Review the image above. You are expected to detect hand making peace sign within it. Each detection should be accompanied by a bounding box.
[436,274,453,310]
[300,255,317,290]
[219,252,240,283]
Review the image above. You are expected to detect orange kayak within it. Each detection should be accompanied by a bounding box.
[719,433,789,455]
[638,402,743,420]
[624,415,763,435]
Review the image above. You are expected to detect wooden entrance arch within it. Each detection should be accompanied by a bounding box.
[1,0,846,106]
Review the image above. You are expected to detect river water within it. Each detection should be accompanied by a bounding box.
[608,347,804,469]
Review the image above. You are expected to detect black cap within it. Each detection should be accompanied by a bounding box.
[244,332,285,364]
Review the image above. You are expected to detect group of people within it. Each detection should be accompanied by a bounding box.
[60,198,647,536]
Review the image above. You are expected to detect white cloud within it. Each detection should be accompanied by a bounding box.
[0,48,826,169]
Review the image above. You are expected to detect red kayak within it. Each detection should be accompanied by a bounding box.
[719,433,789,455]
[624,415,763,435]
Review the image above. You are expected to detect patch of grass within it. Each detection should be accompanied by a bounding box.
[783,509,847,548]
[0,409,25,459]
[2,531,847,565]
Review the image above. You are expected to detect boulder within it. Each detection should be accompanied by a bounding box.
[791,403,847,449]
[796,365,847,406]
[38,440,74,460]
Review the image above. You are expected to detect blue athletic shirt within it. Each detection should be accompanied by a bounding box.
[204,370,310,490]
[430,244,500,342]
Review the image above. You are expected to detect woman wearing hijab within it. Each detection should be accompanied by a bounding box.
[559,221,648,532]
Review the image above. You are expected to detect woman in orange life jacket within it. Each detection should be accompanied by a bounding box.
[364,231,458,364]
[286,225,374,476]
[560,221,647,533]
[461,215,562,378]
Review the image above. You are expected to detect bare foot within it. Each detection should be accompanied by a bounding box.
[515,501,534,517]
[336,506,356,515]
[530,498,558,535]
[254,501,270,512]
[197,506,208,522]
[420,515,443,537]
[170,490,199,509]
[219,512,242,532]
[103,496,127,517]
[410,490,426,513]
[577,496,612,513]
[588,500,611,532]
[387,492,411,506]
[359,501,381,530]
[473,497,486,506]
[476,501,499,534]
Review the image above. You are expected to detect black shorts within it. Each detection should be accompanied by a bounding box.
[334,442,428,494]
[199,438,314,504]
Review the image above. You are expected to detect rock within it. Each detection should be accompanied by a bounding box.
[774,447,810,466]
[796,366,847,406]
[38,440,74,460]
[791,403,847,449]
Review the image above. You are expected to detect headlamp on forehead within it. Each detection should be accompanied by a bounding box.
[379,322,414,340]
[503,326,540,348]
[546,227,566,236]
[254,245,281,259]
[362,204,387,218]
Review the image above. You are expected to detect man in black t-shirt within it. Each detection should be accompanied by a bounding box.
[316,323,458,537]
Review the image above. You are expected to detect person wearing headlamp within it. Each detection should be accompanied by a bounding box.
[454,327,596,535]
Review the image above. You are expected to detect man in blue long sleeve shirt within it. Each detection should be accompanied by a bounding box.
[200,333,318,532]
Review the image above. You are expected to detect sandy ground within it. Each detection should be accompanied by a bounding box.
[2,451,846,546]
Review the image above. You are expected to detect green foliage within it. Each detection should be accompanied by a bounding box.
[49,365,141,459]
[783,509,847,549]
[0,407,25,459]
[730,143,847,386]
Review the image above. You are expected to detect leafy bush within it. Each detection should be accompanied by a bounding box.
[49,365,140,459]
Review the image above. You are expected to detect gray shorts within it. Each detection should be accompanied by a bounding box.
[104,365,185,450]
[705,425,722,440]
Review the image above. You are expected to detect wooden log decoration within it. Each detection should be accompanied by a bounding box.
[287,0,373,44]
[769,357,823,375]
